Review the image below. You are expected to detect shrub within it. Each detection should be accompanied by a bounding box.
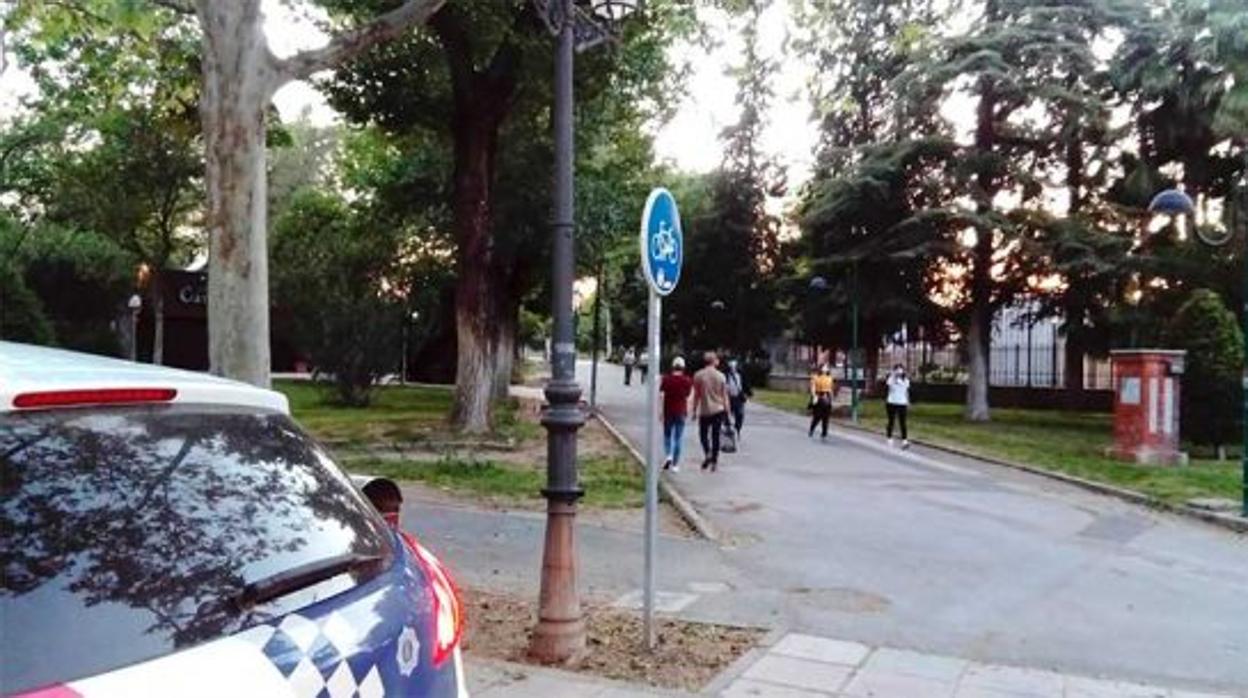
[272,192,401,407]
[0,261,55,344]
[1167,289,1243,452]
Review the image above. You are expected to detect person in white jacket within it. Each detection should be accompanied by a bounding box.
[886,364,911,449]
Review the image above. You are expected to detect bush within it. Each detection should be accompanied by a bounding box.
[0,261,55,344]
[272,192,402,407]
[3,222,134,355]
[1168,289,1243,451]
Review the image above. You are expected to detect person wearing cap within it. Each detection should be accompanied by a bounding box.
[659,356,694,471]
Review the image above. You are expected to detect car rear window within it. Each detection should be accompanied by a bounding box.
[0,404,393,694]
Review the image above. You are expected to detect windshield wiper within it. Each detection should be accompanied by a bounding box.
[232,552,385,610]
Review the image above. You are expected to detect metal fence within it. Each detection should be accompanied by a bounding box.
[770,339,1113,391]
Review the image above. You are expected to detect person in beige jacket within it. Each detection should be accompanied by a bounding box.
[691,351,730,471]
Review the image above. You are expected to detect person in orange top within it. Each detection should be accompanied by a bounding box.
[809,364,835,439]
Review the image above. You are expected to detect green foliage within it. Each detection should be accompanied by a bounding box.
[665,2,785,356]
[2,218,135,354]
[0,260,55,345]
[345,455,644,509]
[1168,289,1244,449]
[271,191,403,407]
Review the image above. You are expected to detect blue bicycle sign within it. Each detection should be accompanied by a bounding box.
[639,188,683,296]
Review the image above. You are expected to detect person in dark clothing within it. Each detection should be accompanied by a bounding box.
[623,348,636,386]
[723,359,752,440]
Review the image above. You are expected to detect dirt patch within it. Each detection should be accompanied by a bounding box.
[463,589,763,692]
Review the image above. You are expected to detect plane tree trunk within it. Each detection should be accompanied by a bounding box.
[191,0,443,387]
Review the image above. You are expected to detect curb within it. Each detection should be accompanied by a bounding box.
[593,411,721,543]
[699,626,788,696]
[824,416,1248,535]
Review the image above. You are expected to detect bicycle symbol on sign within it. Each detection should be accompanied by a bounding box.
[651,221,678,264]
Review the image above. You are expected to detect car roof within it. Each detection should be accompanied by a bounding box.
[0,341,289,414]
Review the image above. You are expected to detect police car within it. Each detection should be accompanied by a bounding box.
[0,342,467,697]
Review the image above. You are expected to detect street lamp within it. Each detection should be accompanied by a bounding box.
[1148,187,1246,517]
[809,267,860,423]
[400,310,419,386]
[127,293,142,362]
[531,0,638,663]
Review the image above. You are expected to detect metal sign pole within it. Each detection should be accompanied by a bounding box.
[643,288,660,650]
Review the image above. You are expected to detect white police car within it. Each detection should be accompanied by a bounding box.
[0,342,467,697]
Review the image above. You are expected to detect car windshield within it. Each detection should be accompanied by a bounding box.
[0,404,392,693]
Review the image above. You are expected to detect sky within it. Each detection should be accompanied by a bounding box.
[0,1,821,189]
[0,1,963,197]
[266,1,822,187]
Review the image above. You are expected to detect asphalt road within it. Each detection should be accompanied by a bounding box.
[583,360,1248,694]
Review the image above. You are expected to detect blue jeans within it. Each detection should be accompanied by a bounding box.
[663,417,686,465]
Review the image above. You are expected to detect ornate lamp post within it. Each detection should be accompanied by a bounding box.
[531,0,638,663]
[1147,187,1246,517]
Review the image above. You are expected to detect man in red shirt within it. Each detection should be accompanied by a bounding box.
[660,356,694,472]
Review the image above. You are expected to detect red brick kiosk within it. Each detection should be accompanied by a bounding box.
[1109,349,1187,466]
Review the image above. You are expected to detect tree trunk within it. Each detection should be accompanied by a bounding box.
[197,1,278,387]
[965,302,991,421]
[493,305,517,400]
[965,58,998,423]
[450,120,502,432]
[1064,309,1085,392]
[152,270,165,366]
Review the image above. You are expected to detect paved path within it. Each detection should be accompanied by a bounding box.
[584,361,1248,695]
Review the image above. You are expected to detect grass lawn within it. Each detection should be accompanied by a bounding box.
[276,380,537,446]
[345,455,644,509]
[754,388,1243,506]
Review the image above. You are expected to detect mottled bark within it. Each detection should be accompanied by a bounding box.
[194,0,443,387]
[198,0,277,386]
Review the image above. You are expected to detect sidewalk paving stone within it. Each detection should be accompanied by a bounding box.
[842,670,958,697]
[718,632,1243,698]
[720,678,836,697]
[770,634,871,666]
[741,655,856,694]
[860,647,968,682]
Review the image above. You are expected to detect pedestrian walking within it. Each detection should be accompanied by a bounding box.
[692,351,730,471]
[623,348,636,386]
[638,350,650,383]
[809,364,834,439]
[724,358,752,442]
[660,356,694,472]
[886,363,911,449]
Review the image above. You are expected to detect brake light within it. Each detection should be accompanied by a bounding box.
[12,388,177,409]
[401,532,464,668]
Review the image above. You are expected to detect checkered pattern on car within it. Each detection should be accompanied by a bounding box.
[237,612,386,698]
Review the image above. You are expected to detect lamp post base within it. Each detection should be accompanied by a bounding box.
[529,499,586,663]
